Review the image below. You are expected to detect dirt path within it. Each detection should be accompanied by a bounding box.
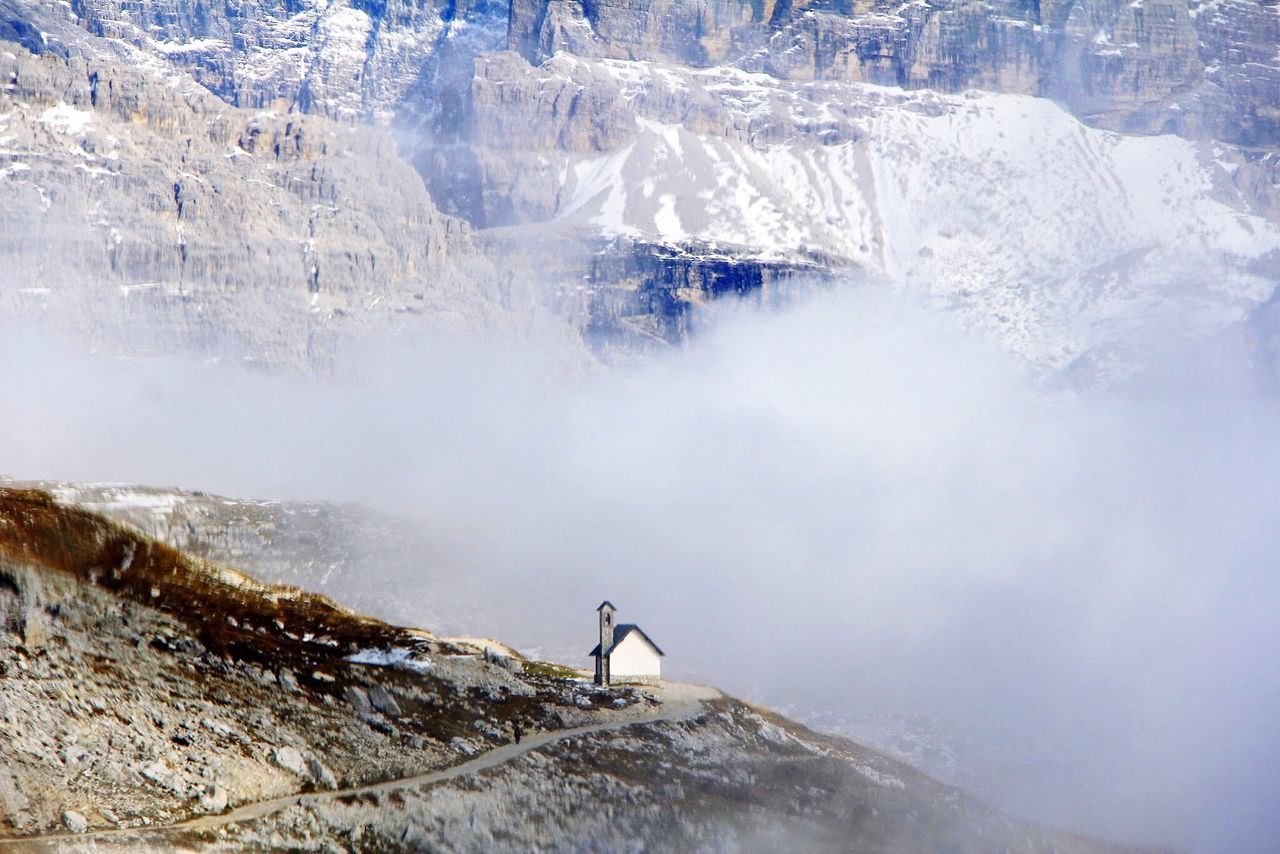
[1,682,720,851]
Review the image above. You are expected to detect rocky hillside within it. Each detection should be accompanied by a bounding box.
[0,486,1117,850]
[0,478,454,632]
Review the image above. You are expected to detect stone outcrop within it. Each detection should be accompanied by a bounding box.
[483,231,843,353]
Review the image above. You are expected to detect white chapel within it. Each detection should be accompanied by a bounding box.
[589,600,664,686]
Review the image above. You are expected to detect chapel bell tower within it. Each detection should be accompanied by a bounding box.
[595,600,616,685]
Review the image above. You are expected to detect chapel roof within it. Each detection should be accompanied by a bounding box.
[589,623,665,658]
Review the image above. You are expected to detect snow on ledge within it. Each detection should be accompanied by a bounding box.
[346,647,433,673]
[38,103,95,136]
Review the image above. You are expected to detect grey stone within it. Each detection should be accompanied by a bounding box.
[59,745,91,767]
[174,637,205,656]
[277,669,300,692]
[199,784,228,813]
[361,713,395,735]
[342,686,373,715]
[62,810,88,833]
[272,746,307,777]
[140,759,172,786]
[0,768,29,818]
[368,684,402,717]
[306,756,338,790]
[20,608,48,652]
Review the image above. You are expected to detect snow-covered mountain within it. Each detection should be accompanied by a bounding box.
[0,0,1277,373]
[534,60,1278,373]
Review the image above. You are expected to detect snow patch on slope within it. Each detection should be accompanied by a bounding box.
[38,103,95,135]
[49,484,183,520]
[558,122,879,264]
[551,64,1279,373]
[347,647,433,672]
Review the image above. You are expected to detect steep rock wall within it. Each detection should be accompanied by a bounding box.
[0,46,523,368]
[508,0,1279,147]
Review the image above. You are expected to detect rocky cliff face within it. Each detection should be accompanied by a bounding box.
[474,227,843,354]
[507,0,1279,148]
[67,0,445,123]
[1,0,1277,370]
[581,238,839,352]
[0,36,546,368]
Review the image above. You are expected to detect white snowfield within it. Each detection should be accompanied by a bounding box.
[552,60,1280,373]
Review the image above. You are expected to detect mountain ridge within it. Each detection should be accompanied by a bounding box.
[2,0,1278,377]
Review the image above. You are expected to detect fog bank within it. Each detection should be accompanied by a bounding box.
[2,287,1278,849]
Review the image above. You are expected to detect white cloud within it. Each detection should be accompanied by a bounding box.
[1,285,1277,849]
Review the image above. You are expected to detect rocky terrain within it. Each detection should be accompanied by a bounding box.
[0,485,1120,850]
[0,479,985,795]
[505,0,1280,147]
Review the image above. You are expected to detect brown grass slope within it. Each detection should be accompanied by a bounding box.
[0,486,452,667]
